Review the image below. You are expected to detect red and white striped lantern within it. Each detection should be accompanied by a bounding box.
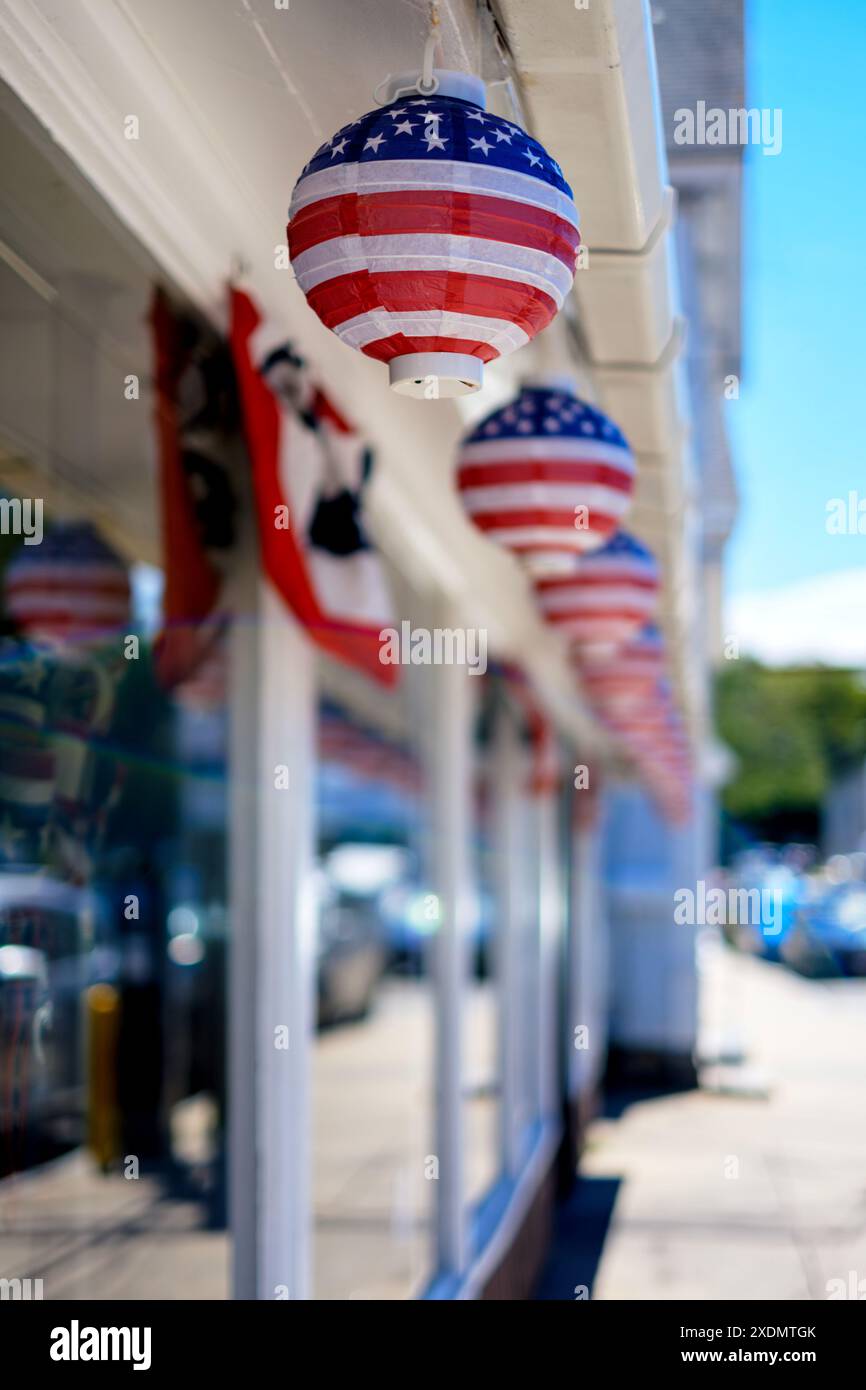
[288,72,579,398]
[535,531,659,652]
[457,377,635,576]
[577,623,667,711]
[620,714,693,818]
[4,522,130,650]
[593,671,692,820]
[603,688,680,734]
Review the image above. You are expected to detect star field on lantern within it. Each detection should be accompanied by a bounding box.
[467,391,630,451]
[300,95,571,194]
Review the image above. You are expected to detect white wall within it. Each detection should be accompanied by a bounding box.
[603,782,699,1059]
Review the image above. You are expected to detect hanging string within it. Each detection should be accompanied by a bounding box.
[374,1,441,105]
[418,2,440,93]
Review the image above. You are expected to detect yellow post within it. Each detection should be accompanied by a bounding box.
[86,983,120,1172]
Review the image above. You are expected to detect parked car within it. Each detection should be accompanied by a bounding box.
[782,882,866,977]
[315,851,390,1025]
[730,862,808,961]
[0,872,87,1173]
[380,877,494,977]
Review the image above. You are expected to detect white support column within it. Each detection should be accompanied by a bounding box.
[492,705,523,1179]
[521,798,542,1132]
[257,584,316,1299]
[229,564,315,1300]
[567,809,586,1103]
[568,797,607,1104]
[536,787,562,1123]
[428,619,474,1275]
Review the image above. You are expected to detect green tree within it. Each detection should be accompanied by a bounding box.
[715,660,866,843]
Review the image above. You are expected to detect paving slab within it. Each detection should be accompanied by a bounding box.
[537,934,866,1301]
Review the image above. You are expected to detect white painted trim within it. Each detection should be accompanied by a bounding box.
[536,786,562,1122]
[492,702,523,1179]
[428,603,474,1274]
[568,806,607,1100]
[456,1120,561,1300]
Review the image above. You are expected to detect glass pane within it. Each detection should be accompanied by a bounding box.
[0,99,231,1293]
[312,656,435,1299]
[464,692,501,1207]
[0,605,231,1297]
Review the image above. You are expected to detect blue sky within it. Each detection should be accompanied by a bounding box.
[725,0,866,599]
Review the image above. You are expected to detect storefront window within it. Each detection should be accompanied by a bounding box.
[312,656,435,1299]
[464,690,502,1207]
[0,584,231,1296]
[0,99,231,1295]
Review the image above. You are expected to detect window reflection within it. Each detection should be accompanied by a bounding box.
[312,662,435,1299]
[464,691,501,1208]
[0,564,229,1297]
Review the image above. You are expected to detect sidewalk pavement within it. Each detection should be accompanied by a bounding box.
[536,932,866,1300]
[0,1148,228,1300]
[0,979,497,1301]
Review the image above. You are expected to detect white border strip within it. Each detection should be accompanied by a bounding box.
[455,1120,562,1300]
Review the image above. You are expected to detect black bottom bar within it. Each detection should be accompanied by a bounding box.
[0,1298,857,1376]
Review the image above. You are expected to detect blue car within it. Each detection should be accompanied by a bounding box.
[787,883,866,977]
[733,865,807,961]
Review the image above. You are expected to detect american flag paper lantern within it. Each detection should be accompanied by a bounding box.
[606,707,684,751]
[619,752,691,824]
[614,692,695,772]
[611,696,693,824]
[457,379,635,575]
[535,531,659,652]
[4,522,130,650]
[288,71,579,398]
[578,624,667,710]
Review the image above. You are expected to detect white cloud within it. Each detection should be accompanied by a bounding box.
[726,569,866,667]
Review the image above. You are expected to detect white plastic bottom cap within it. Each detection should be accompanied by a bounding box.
[389,352,483,399]
[523,552,583,579]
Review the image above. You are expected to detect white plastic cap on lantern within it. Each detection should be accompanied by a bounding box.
[522,551,582,580]
[380,69,487,110]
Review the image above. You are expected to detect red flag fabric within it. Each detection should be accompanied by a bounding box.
[150,288,235,688]
[499,664,561,796]
[229,286,397,687]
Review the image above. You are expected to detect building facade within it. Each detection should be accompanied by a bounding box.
[0,0,740,1299]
